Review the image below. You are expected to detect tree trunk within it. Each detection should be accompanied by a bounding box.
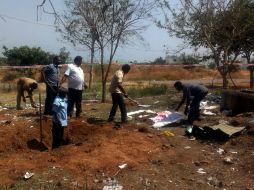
[88,40,95,89]
[222,50,229,88]
[102,79,107,103]
[100,47,106,103]
[222,73,228,89]
[246,54,253,88]
[250,69,254,88]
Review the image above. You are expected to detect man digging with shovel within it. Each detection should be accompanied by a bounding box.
[108,64,131,123]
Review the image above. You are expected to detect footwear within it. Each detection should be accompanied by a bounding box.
[121,117,132,123]
[108,118,114,122]
[114,123,122,129]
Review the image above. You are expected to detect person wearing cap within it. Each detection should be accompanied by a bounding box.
[52,87,68,149]
[174,81,208,124]
[16,77,38,110]
[42,56,61,115]
[60,56,87,118]
[108,64,131,123]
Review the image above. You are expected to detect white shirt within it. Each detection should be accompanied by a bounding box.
[64,64,85,90]
[109,70,124,93]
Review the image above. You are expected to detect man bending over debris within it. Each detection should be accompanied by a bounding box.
[108,64,131,123]
[16,77,38,110]
[174,81,208,125]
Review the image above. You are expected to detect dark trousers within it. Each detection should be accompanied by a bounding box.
[44,85,58,115]
[52,122,64,149]
[108,93,127,122]
[68,88,83,117]
[188,92,208,124]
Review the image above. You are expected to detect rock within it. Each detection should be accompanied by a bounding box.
[223,157,234,164]
[207,176,220,186]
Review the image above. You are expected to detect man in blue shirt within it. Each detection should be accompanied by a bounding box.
[52,87,68,149]
[42,56,61,115]
[174,81,208,125]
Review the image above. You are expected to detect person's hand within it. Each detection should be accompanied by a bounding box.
[124,93,128,98]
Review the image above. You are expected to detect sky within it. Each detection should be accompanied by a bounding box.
[0,0,185,63]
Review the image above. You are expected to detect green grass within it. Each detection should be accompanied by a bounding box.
[127,84,168,98]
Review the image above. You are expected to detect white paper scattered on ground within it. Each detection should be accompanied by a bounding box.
[200,101,219,110]
[23,172,34,179]
[197,168,206,174]
[103,185,123,190]
[203,110,216,116]
[127,110,156,117]
[150,111,185,128]
[118,164,127,169]
[200,101,219,116]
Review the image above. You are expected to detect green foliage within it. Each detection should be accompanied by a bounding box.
[127,84,168,98]
[180,53,200,65]
[0,57,7,65]
[158,0,254,88]
[59,47,71,64]
[153,57,166,64]
[2,46,71,66]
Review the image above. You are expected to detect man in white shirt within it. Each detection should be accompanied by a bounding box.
[61,56,87,117]
[108,64,131,123]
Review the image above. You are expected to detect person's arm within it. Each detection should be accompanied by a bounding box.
[60,65,70,85]
[117,83,128,97]
[21,89,26,102]
[27,88,37,108]
[60,74,68,85]
[175,93,186,111]
[41,67,48,83]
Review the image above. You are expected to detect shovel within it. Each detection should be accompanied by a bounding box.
[127,97,151,108]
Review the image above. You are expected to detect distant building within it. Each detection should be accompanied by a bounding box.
[165,55,182,64]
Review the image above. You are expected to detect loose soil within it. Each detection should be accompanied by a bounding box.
[0,93,254,190]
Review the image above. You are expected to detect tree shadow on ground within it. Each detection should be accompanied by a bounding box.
[27,139,48,151]
[87,117,107,125]
[20,112,39,118]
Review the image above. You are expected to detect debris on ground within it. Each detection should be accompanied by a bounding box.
[103,178,123,190]
[150,111,185,128]
[185,124,245,140]
[23,171,34,180]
